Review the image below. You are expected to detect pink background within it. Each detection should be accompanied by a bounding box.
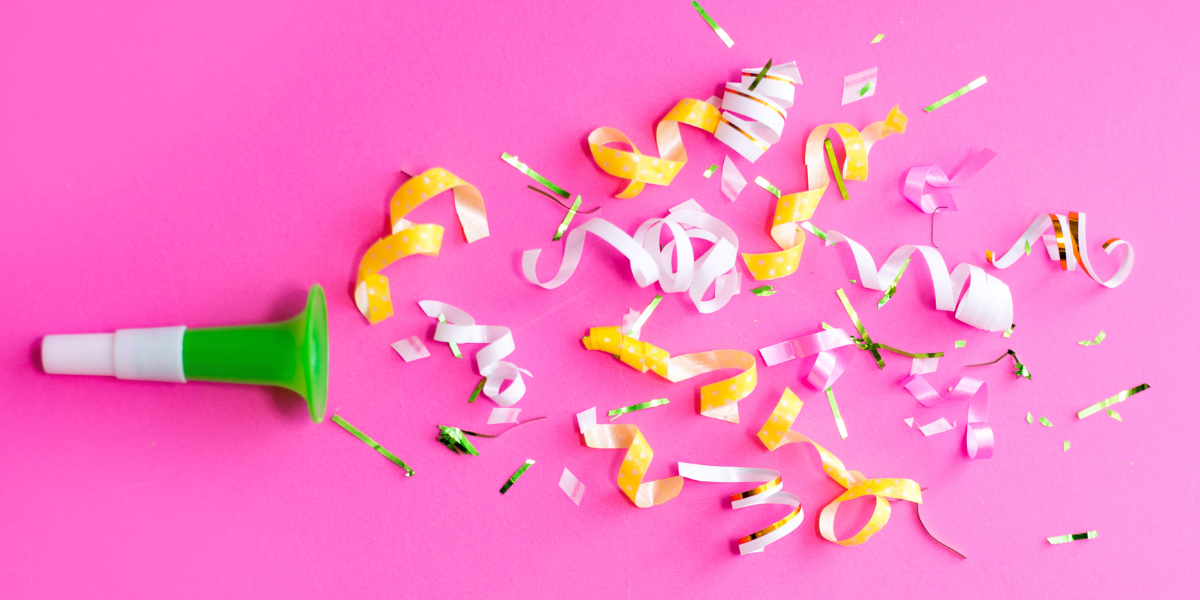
[2,1,1197,598]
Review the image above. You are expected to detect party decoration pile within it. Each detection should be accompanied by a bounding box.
[523,201,742,314]
[419,301,530,407]
[986,212,1134,288]
[355,168,488,324]
[576,407,683,507]
[741,106,908,281]
[899,375,995,459]
[677,463,804,555]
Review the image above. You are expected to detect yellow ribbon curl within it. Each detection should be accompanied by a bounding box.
[742,106,908,281]
[588,99,722,198]
[576,407,683,508]
[583,327,757,424]
[355,168,489,324]
[757,388,922,546]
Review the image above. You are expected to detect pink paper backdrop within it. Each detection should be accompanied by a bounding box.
[2,1,1197,598]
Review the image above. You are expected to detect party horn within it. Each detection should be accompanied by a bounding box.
[40,284,329,422]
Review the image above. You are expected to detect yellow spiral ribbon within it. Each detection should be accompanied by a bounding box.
[588,99,721,198]
[576,407,683,508]
[742,106,908,281]
[355,168,488,324]
[583,326,757,424]
[757,388,922,546]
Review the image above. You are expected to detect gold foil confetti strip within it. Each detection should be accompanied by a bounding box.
[986,212,1134,288]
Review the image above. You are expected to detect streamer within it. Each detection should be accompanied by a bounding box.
[355,168,488,324]
[741,106,908,281]
[523,201,741,314]
[757,389,922,546]
[714,62,802,163]
[816,230,1014,332]
[418,301,530,407]
[576,407,683,507]
[899,375,994,458]
[677,463,804,555]
[986,212,1134,288]
[903,149,997,213]
[583,327,757,423]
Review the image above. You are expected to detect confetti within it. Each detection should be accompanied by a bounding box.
[390,336,430,362]
[918,418,957,436]
[678,463,804,555]
[904,417,915,427]
[877,256,911,308]
[841,67,878,106]
[747,58,772,91]
[986,212,1134,288]
[488,407,521,424]
[1078,330,1105,346]
[720,155,746,201]
[423,301,530,406]
[751,285,777,296]
[1063,441,1071,452]
[1040,416,1053,427]
[703,164,718,178]
[871,33,885,43]
[967,349,1031,380]
[467,376,486,403]
[437,426,479,456]
[691,0,734,47]
[1027,412,1034,424]
[501,152,570,198]
[559,468,586,505]
[826,387,848,439]
[627,294,662,340]
[437,313,462,358]
[577,407,683,507]
[553,195,584,241]
[499,459,535,494]
[755,175,782,198]
[824,139,849,199]
[1108,409,1122,421]
[331,415,413,476]
[903,149,997,213]
[1048,531,1097,544]
[1077,383,1150,419]
[955,340,967,348]
[608,398,670,420]
[924,76,987,112]
[1004,324,1015,338]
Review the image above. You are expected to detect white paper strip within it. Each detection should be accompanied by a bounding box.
[559,468,586,506]
[390,336,430,362]
[720,155,746,201]
[677,463,804,555]
[919,417,957,436]
[842,67,878,105]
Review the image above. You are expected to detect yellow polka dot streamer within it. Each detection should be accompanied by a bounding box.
[355,168,489,325]
[588,98,721,199]
[741,106,908,281]
[757,388,922,546]
[582,326,758,424]
[576,407,683,508]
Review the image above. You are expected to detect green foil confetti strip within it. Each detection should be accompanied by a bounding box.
[501,152,571,198]
[1078,330,1106,346]
[1063,441,1071,452]
[821,322,836,331]
[1004,324,1015,338]
[1040,416,1053,427]
[836,288,944,369]
[967,349,1030,380]
[954,340,967,348]
[800,221,836,245]
[1026,412,1034,424]
[849,279,856,283]
[703,164,718,178]
[825,139,850,199]
[500,459,535,494]
[608,398,670,420]
[1108,409,1122,421]
[871,33,885,43]
[332,415,413,476]
[553,195,583,241]
[1048,531,1097,544]
[827,387,848,439]
[755,175,782,198]
[1077,383,1151,419]
[877,257,911,308]
[751,285,776,297]
[629,294,663,339]
[924,76,988,112]
[748,58,772,92]
[859,82,872,97]
[691,1,734,47]
[437,426,479,456]
[468,376,486,403]
[1024,239,1032,255]
[438,313,462,358]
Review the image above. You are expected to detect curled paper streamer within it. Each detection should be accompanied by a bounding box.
[741,106,908,281]
[576,407,683,507]
[331,415,413,476]
[1048,531,1097,544]
[523,201,741,314]
[1077,383,1150,419]
[903,149,998,213]
[583,327,757,423]
[559,468,586,506]
[900,375,994,459]
[721,156,746,201]
[677,463,804,555]
[986,212,1134,288]
[390,336,430,362]
[757,389,922,546]
[419,301,530,407]
[355,169,488,324]
[819,230,1014,332]
[841,67,877,106]
[714,61,801,163]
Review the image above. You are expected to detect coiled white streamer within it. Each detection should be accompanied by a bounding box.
[820,230,1014,332]
[418,301,530,406]
[678,463,804,555]
[714,62,802,163]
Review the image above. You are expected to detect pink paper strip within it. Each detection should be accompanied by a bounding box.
[841,67,878,105]
[910,357,940,375]
[918,417,957,436]
[488,407,521,424]
[558,468,586,506]
[900,375,994,458]
[759,328,858,391]
[720,156,746,202]
[391,336,430,362]
[902,149,997,213]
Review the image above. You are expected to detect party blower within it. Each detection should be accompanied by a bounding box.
[40,284,329,422]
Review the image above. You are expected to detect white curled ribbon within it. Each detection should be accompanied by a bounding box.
[677,463,804,555]
[818,230,1014,332]
[523,201,741,314]
[418,301,530,407]
[900,375,993,459]
[714,61,801,163]
[986,212,1134,288]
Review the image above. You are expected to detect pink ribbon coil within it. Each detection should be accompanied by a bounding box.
[900,375,994,459]
[902,149,997,213]
[758,328,857,391]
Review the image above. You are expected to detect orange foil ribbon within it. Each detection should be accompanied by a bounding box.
[583,326,757,423]
[742,106,908,281]
[355,169,488,324]
[576,407,683,508]
[758,388,922,546]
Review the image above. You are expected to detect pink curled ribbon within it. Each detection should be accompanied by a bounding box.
[900,375,993,459]
[903,149,997,213]
[759,328,857,391]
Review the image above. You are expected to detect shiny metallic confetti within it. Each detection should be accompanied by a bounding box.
[1077,383,1150,419]
[1040,416,1053,427]
[437,425,479,456]
[1078,330,1106,346]
[967,349,1030,380]
[608,398,670,420]
[747,58,772,91]
[501,152,570,198]
[871,33,885,43]
[1003,324,1015,338]
[825,139,850,199]
[800,221,836,245]
[467,376,486,403]
[691,1,734,47]
[1063,441,1071,452]
[827,387,848,439]
[755,175,782,198]
[628,294,663,339]
[1026,412,1033,424]
[859,82,872,96]
[1048,531,1096,544]
[499,459,535,494]
[1108,409,1122,421]
[332,415,413,476]
[703,164,718,178]
[835,288,944,369]
[924,76,987,112]
[553,195,584,241]
[437,313,462,358]
[877,257,911,308]
[751,285,777,296]
[955,340,966,348]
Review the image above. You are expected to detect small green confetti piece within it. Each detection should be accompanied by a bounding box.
[467,376,486,403]
[924,76,988,112]
[608,398,670,419]
[751,285,776,297]
[437,426,479,456]
[955,340,967,348]
[1024,239,1032,255]
[691,1,734,47]
[877,257,911,308]
[703,164,718,178]
[1048,531,1097,544]
[553,195,583,241]
[1026,412,1033,424]
[755,175,782,198]
[1108,409,1122,421]
[628,294,663,339]
[800,221,835,245]
[332,415,413,476]
[1078,330,1106,346]
[501,152,570,198]
[748,58,772,91]
[827,387,848,439]
[825,139,849,200]
[1003,323,1015,338]
[1063,441,1071,452]
[871,33,885,43]
[438,313,462,358]
[500,459,535,494]
[1077,383,1150,419]
[821,322,835,331]
[859,82,872,96]
[1040,416,1053,427]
